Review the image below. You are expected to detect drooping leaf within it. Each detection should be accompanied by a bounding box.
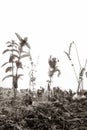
[64,51,71,61]
[3,49,19,54]
[12,54,19,59]
[6,41,12,44]
[15,74,23,80]
[1,62,9,67]
[55,68,61,77]
[2,49,11,54]
[5,66,13,73]
[16,74,24,80]
[2,75,13,81]
[20,54,30,59]
[49,68,60,78]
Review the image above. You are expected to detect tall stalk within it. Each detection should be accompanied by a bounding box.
[65,42,87,94]
[2,33,31,99]
[15,33,31,92]
[29,61,36,92]
[12,41,15,98]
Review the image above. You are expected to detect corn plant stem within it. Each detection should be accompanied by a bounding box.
[11,43,15,99]
[77,60,87,93]
[77,78,83,93]
[72,42,85,93]
[70,59,78,82]
[73,42,82,70]
[28,51,32,91]
[69,42,84,93]
[15,46,22,94]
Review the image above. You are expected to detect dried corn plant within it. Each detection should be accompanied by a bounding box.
[48,55,61,91]
[29,61,36,92]
[64,41,87,95]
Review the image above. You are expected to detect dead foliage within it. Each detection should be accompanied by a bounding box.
[0,89,87,130]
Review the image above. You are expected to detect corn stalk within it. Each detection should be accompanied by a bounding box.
[2,33,31,99]
[65,41,87,94]
[48,55,61,99]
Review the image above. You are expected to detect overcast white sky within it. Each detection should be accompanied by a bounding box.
[0,0,87,91]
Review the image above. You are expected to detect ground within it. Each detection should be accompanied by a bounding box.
[0,89,87,130]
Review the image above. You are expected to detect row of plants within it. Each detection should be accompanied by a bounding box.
[1,34,87,99]
[1,33,62,100]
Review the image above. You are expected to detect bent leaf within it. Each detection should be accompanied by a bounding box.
[1,62,9,67]
[5,67,13,73]
[17,74,24,79]
[6,41,12,44]
[64,51,71,60]
[2,75,13,81]
[20,54,30,59]
[14,74,23,81]
[3,49,19,54]
[2,49,11,54]
[56,68,61,77]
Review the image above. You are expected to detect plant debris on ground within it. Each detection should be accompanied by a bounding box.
[0,89,87,130]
